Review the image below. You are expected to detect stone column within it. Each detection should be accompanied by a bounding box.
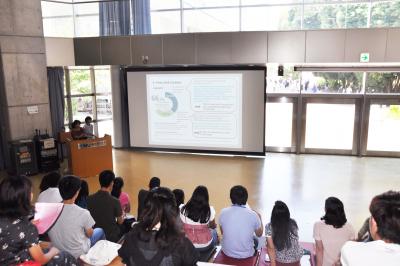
[0,0,52,144]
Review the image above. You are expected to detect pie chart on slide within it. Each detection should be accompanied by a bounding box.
[155,92,178,117]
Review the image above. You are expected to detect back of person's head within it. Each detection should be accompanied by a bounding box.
[139,187,182,249]
[182,186,210,223]
[76,180,89,202]
[99,170,115,188]
[111,177,124,199]
[369,190,400,244]
[271,201,298,251]
[172,189,185,207]
[0,175,33,218]
[72,120,81,128]
[59,175,81,201]
[39,171,61,192]
[230,185,248,205]
[148,176,160,190]
[85,116,92,123]
[321,197,347,228]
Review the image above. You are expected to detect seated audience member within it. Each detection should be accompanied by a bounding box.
[219,185,263,259]
[180,186,218,250]
[70,120,91,140]
[37,171,62,203]
[83,116,94,135]
[48,175,105,259]
[266,201,304,266]
[111,177,131,213]
[137,176,160,220]
[87,170,123,242]
[0,176,77,265]
[314,197,355,266]
[109,187,199,266]
[341,191,400,266]
[173,188,185,207]
[75,179,89,209]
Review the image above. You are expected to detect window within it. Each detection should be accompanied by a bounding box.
[41,1,74,37]
[183,8,239,32]
[366,72,400,94]
[267,64,300,93]
[301,72,363,94]
[64,66,113,142]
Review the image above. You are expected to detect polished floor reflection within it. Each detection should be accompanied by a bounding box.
[8,149,400,242]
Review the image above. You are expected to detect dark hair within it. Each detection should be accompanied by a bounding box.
[111,177,124,199]
[76,180,89,203]
[39,171,61,192]
[99,170,115,188]
[149,177,160,190]
[182,186,210,223]
[230,185,248,205]
[172,189,185,207]
[369,191,400,244]
[0,175,33,218]
[72,120,81,128]
[138,187,183,249]
[85,116,92,123]
[270,201,298,251]
[321,197,347,228]
[59,175,81,200]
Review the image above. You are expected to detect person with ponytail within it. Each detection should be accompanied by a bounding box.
[111,177,131,213]
[313,197,355,266]
[266,201,304,266]
[109,187,198,266]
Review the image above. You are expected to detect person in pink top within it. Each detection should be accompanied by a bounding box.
[313,197,355,266]
[111,177,131,213]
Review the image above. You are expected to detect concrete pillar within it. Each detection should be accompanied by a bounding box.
[0,0,52,142]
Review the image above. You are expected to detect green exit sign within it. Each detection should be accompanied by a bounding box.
[360,52,370,63]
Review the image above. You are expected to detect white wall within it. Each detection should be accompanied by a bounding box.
[45,37,75,66]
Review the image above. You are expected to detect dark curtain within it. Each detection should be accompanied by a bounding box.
[0,51,8,170]
[119,67,130,147]
[132,0,151,34]
[47,67,65,140]
[99,0,131,36]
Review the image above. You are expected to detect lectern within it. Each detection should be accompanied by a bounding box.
[67,135,113,178]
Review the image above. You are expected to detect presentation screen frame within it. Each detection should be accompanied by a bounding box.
[124,65,266,156]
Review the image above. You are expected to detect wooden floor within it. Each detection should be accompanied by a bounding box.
[5,149,400,242]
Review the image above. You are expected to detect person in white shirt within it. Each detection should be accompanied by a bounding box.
[341,191,400,266]
[37,171,62,203]
[83,116,94,136]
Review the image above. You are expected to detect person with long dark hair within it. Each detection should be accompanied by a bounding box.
[37,171,62,203]
[75,179,89,209]
[111,177,131,213]
[266,201,303,266]
[0,176,77,265]
[314,197,355,266]
[109,187,198,266]
[180,186,217,250]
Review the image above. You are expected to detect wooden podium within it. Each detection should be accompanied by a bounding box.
[67,135,113,178]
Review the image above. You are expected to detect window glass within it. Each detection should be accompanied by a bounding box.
[367,104,400,152]
[151,11,181,34]
[305,103,355,150]
[69,69,92,95]
[64,99,69,125]
[43,17,74,37]
[345,3,369,28]
[150,0,180,10]
[242,0,302,5]
[301,72,363,94]
[371,1,400,27]
[41,1,73,17]
[73,2,99,15]
[366,73,400,94]
[303,4,346,29]
[265,102,293,147]
[74,15,99,37]
[96,95,113,120]
[71,96,94,122]
[242,5,301,31]
[97,120,114,140]
[267,65,300,93]
[183,8,239,32]
[95,69,112,94]
[183,0,239,8]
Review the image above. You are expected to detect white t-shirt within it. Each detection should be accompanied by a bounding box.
[37,187,63,203]
[313,221,355,266]
[83,123,93,135]
[341,240,400,266]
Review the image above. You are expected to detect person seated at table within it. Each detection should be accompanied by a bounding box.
[83,116,94,135]
[70,120,87,140]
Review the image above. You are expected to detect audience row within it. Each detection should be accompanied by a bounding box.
[0,171,399,266]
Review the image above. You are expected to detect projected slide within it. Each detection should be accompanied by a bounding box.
[147,74,242,148]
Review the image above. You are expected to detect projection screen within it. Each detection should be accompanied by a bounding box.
[126,65,266,155]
